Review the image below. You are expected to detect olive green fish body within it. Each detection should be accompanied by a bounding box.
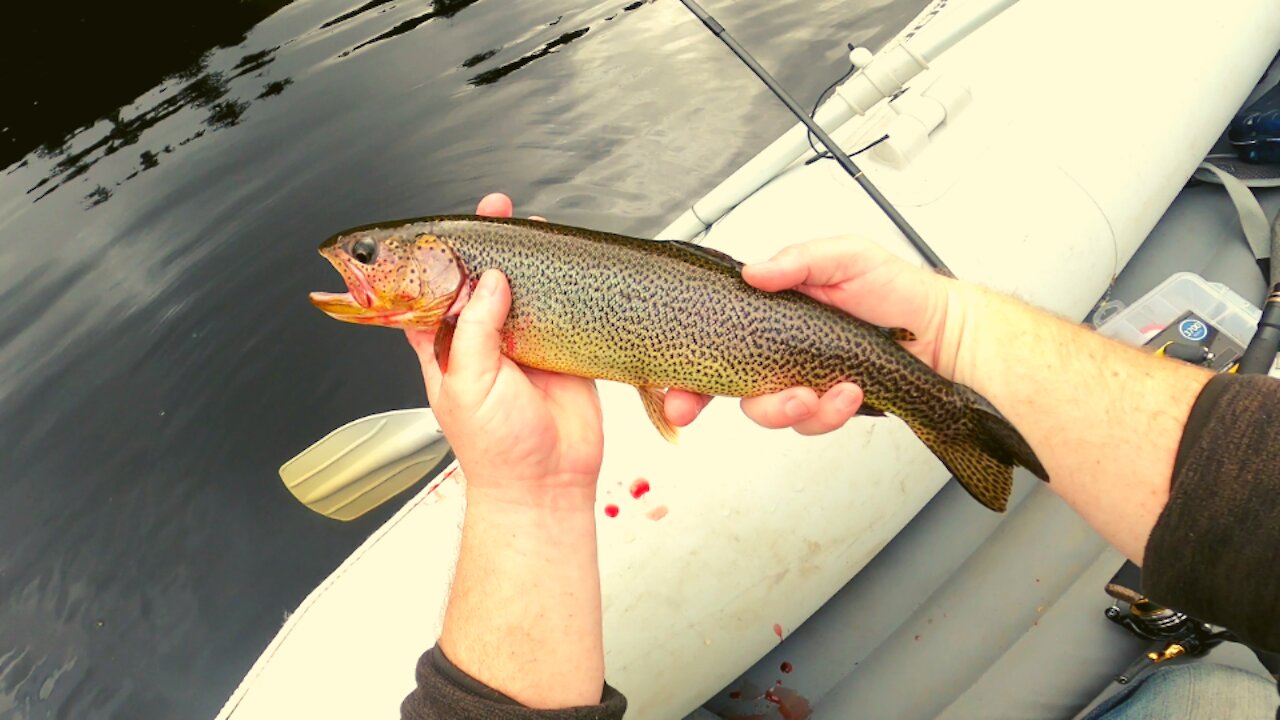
[385,218,926,399]
[312,216,1047,511]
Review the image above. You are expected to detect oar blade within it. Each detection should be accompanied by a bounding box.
[280,409,451,521]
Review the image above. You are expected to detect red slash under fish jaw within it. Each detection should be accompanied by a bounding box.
[433,275,475,373]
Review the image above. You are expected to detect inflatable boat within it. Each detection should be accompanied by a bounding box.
[217,0,1280,717]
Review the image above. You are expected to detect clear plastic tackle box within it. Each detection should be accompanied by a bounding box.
[1094,272,1261,349]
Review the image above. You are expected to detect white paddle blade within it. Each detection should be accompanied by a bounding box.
[280,409,450,521]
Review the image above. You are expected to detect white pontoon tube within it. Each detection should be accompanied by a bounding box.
[658,0,1023,241]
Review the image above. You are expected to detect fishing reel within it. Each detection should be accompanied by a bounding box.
[1102,582,1235,682]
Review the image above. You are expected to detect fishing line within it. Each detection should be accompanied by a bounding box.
[678,0,953,276]
[806,134,890,166]
[805,47,857,160]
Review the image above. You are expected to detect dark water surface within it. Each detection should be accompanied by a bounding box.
[0,1,925,717]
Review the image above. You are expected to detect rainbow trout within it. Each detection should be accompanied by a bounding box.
[310,216,1046,511]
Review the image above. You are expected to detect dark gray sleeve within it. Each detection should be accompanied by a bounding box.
[400,645,627,720]
[1141,373,1280,652]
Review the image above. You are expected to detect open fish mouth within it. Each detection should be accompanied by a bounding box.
[308,290,422,325]
[310,247,383,320]
[313,241,381,306]
[309,290,370,317]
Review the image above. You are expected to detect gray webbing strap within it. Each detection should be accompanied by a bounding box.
[1193,160,1274,260]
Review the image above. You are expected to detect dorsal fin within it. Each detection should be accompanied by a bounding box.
[878,326,918,343]
[663,240,746,271]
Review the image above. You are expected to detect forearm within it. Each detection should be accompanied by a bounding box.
[948,283,1212,562]
[439,483,605,709]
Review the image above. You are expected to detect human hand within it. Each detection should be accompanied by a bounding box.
[667,237,961,434]
[405,193,603,509]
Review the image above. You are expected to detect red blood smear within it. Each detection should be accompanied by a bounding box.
[728,691,742,700]
[629,478,651,499]
[503,315,532,357]
[604,504,620,518]
[763,687,813,720]
[780,661,793,674]
[773,623,784,640]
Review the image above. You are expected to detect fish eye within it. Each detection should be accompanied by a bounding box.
[350,236,378,265]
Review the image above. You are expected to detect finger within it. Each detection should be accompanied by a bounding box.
[532,369,602,417]
[742,236,889,292]
[792,383,864,435]
[740,387,821,429]
[404,328,444,399]
[743,236,943,333]
[442,269,511,398]
[476,193,514,217]
[665,389,712,427]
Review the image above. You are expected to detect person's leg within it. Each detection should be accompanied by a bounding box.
[1083,663,1278,720]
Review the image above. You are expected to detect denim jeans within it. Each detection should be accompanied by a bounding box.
[1084,663,1278,720]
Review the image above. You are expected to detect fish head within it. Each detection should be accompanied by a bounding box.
[309,226,464,329]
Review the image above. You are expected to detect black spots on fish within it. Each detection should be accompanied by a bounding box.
[414,233,446,252]
[395,258,421,300]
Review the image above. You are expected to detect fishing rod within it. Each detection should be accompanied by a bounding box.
[677,0,953,277]
[1237,284,1280,374]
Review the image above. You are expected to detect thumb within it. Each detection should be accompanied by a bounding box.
[443,269,511,397]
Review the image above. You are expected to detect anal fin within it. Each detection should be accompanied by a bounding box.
[637,386,678,442]
[855,398,886,417]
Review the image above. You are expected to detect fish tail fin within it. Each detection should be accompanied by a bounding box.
[904,385,1047,513]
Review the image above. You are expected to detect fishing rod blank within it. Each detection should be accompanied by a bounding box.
[678,0,952,276]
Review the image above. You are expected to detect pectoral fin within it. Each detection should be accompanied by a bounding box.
[433,314,459,373]
[637,386,678,442]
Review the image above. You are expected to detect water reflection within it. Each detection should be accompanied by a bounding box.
[339,0,484,56]
[1,0,296,171]
[319,0,398,30]
[26,45,293,208]
[471,27,592,87]
[466,1,651,87]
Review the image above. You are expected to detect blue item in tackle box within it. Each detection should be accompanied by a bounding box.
[1094,272,1262,373]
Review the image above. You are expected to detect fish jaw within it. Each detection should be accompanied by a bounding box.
[311,244,455,329]
[308,288,455,328]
